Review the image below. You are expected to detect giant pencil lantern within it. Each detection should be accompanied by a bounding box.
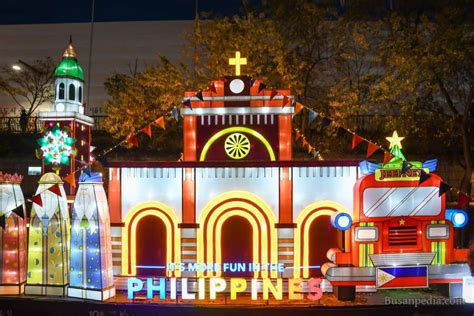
[69,172,115,301]
[0,172,27,294]
[26,172,70,296]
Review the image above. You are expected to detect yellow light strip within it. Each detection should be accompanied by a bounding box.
[293,201,350,278]
[199,127,276,161]
[122,202,181,277]
[197,191,278,278]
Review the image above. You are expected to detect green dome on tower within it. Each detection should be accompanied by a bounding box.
[54,41,84,81]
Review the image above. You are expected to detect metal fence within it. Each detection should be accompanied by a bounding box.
[0,116,107,133]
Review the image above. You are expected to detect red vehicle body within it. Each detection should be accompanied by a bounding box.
[324,168,470,300]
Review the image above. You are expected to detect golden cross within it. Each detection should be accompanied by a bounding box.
[229,51,247,76]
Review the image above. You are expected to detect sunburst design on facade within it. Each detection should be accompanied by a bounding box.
[225,133,250,159]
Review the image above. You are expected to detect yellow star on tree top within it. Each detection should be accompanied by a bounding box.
[386,131,405,149]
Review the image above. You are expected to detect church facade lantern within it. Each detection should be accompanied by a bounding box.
[0,172,27,295]
[26,173,70,296]
[107,52,358,282]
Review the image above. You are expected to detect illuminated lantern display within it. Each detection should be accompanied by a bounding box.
[0,172,27,295]
[38,38,94,195]
[323,131,471,300]
[36,124,76,170]
[69,172,115,300]
[26,173,70,296]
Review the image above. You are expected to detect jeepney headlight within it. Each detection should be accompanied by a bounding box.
[331,212,352,231]
[355,226,378,242]
[427,224,449,239]
[446,209,468,228]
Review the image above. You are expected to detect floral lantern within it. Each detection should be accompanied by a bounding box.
[69,172,115,301]
[26,172,70,296]
[0,172,27,295]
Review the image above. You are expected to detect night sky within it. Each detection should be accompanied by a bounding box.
[0,0,248,24]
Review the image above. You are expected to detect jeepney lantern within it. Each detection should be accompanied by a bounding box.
[0,172,27,294]
[69,172,115,301]
[26,172,70,296]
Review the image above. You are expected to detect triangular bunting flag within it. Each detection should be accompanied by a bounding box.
[321,117,332,129]
[439,182,452,196]
[182,98,192,109]
[307,110,318,125]
[48,184,62,197]
[209,82,217,93]
[457,192,471,208]
[64,172,76,188]
[258,83,266,93]
[195,90,204,101]
[307,145,314,154]
[383,151,394,164]
[295,102,304,115]
[141,124,152,138]
[31,194,43,207]
[0,216,5,230]
[401,160,412,175]
[352,134,363,149]
[12,205,24,219]
[282,95,290,107]
[171,107,179,122]
[366,142,380,159]
[312,150,319,159]
[270,90,278,100]
[126,134,139,147]
[336,127,346,138]
[295,129,301,141]
[154,116,165,129]
[301,137,308,147]
[418,169,431,185]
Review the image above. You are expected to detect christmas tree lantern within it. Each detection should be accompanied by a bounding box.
[69,172,115,300]
[0,172,27,294]
[26,172,70,296]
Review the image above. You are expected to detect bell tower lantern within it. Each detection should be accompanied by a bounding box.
[38,38,93,194]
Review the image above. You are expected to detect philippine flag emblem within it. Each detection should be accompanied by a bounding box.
[376,266,428,289]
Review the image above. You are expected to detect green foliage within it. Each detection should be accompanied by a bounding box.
[103,2,473,192]
[103,57,188,150]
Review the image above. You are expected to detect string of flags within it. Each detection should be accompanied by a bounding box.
[29,112,169,207]
[260,81,472,208]
[26,77,472,211]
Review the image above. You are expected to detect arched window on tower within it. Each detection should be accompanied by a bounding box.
[78,86,82,103]
[69,84,75,101]
[58,83,65,100]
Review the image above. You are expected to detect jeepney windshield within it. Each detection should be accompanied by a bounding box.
[363,186,441,217]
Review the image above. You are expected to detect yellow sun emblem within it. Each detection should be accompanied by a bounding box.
[225,133,250,159]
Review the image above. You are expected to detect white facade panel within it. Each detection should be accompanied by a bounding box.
[292,166,358,221]
[195,167,279,221]
[120,167,183,221]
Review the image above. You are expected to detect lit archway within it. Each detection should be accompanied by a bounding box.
[197,191,277,278]
[199,127,276,161]
[294,201,350,278]
[122,201,181,277]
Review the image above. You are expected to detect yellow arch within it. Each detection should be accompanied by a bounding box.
[197,191,278,278]
[199,127,276,161]
[294,201,350,278]
[122,201,181,277]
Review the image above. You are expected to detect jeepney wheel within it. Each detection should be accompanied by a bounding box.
[334,286,356,301]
